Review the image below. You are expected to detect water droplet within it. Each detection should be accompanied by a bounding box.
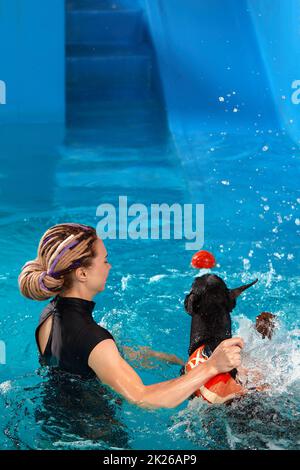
[243,258,250,270]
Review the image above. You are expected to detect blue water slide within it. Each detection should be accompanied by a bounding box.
[143,0,300,142]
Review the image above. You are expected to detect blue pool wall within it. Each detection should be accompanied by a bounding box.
[0,0,300,144]
[0,0,65,124]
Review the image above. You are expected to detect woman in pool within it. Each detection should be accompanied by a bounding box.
[18,222,244,410]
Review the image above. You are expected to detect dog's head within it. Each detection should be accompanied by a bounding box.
[185,274,258,355]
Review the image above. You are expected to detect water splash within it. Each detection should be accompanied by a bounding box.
[169,316,300,450]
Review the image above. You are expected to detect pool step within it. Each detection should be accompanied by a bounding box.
[67,99,165,126]
[66,44,154,102]
[66,100,168,145]
[66,9,146,46]
[66,0,143,11]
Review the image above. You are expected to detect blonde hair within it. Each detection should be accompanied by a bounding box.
[18,223,98,301]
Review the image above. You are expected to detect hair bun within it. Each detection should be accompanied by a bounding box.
[18,259,63,301]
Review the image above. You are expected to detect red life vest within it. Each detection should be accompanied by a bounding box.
[185,345,244,404]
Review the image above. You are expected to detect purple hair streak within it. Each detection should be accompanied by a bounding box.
[48,239,80,276]
[38,272,54,293]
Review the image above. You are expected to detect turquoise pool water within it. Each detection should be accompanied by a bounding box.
[0,101,299,449]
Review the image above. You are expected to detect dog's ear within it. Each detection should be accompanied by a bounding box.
[230,278,258,299]
[184,292,199,316]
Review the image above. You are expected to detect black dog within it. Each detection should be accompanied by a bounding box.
[182,274,258,377]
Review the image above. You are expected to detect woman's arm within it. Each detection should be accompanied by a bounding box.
[88,337,244,409]
[122,345,185,368]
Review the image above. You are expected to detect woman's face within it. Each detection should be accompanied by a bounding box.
[85,238,111,293]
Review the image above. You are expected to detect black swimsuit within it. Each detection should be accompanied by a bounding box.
[35,295,115,379]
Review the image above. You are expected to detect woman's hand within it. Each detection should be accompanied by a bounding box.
[207,337,244,375]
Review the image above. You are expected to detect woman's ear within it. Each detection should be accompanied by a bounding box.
[74,266,88,283]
